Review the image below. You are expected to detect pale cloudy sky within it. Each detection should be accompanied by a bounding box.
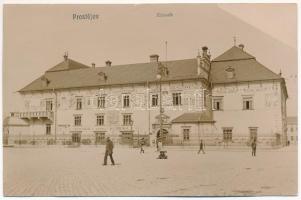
[3,4,297,116]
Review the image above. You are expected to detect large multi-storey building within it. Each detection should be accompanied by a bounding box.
[7,44,288,147]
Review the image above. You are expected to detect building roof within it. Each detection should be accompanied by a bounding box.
[19,58,200,92]
[172,112,215,123]
[212,46,255,62]
[47,59,90,72]
[287,116,297,124]
[19,45,285,93]
[210,46,281,84]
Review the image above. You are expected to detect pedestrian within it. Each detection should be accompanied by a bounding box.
[251,139,257,157]
[157,140,163,152]
[198,139,205,154]
[140,138,145,154]
[103,137,115,165]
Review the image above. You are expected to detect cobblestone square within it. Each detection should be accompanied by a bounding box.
[3,146,297,196]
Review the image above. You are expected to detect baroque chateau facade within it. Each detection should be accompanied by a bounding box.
[5,45,288,147]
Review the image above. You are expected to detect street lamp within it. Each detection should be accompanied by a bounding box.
[129,119,134,145]
[156,62,169,155]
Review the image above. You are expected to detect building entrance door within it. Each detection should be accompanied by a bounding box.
[72,132,81,143]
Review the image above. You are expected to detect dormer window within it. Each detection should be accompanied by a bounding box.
[225,66,235,79]
[97,72,107,81]
[41,76,50,87]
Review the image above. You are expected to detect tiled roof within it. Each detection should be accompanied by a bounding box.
[212,46,255,62]
[210,46,281,84]
[19,59,199,92]
[47,59,90,72]
[172,112,214,123]
[19,46,284,92]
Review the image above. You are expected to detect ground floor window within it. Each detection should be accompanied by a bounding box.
[183,129,190,141]
[249,127,258,142]
[46,124,51,135]
[223,127,233,142]
[72,132,81,143]
[95,132,105,144]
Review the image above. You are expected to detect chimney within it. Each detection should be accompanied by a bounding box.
[238,44,244,51]
[202,46,208,57]
[105,60,112,67]
[63,52,68,61]
[91,63,95,68]
[150,54,159,63]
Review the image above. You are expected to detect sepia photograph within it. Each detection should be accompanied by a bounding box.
[2,3,298,197]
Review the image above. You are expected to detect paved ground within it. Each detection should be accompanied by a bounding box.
[3,145,298,196]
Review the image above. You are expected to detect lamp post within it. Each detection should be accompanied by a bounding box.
[129,119,134,146]
[156,62,169,152]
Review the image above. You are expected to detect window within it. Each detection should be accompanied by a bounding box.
[152,94,158,107]
[46,124,51,135]
[172,93,181,106]
[74,115,82,126]
[249,127,258,142]
[76,98,82,110]
[123,95,130,108]
[96,115,104,126]
[213,97,223,110]
[223,128,232,141]
[98,96,105,108]
[46,100,53,111]
[291,136,294,141]
[243,96,253,110]
[123,114,132,126]
[95,132,105,144]
[291,127,294,132]
[183,129,190,140]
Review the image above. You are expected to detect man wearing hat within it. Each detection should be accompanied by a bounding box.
[103,137,115,165]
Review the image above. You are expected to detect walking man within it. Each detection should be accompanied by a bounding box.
[251,139,257,157]
[198,139,205,154]
[140,138,145,154]
[103,137,115,165]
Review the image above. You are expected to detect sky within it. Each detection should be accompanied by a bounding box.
[3,4,297,117]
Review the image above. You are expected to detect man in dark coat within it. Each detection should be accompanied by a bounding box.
[198,139,205,154]
[251,139,257,157]
[103,137,115,165]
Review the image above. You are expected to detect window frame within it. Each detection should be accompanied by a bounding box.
[97,95,106,108]
[242,96,254,110]
[183,128,190,141]
[151,94,158,107]
[96,115,104,126]
[212,96,223,111]
[46,124,51,135]
[123,95,130,108]
[74,115,82,126]
[172,92,182,106]
[76,97,83,110]
[222,127,233,142]
[123,114,132,126]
